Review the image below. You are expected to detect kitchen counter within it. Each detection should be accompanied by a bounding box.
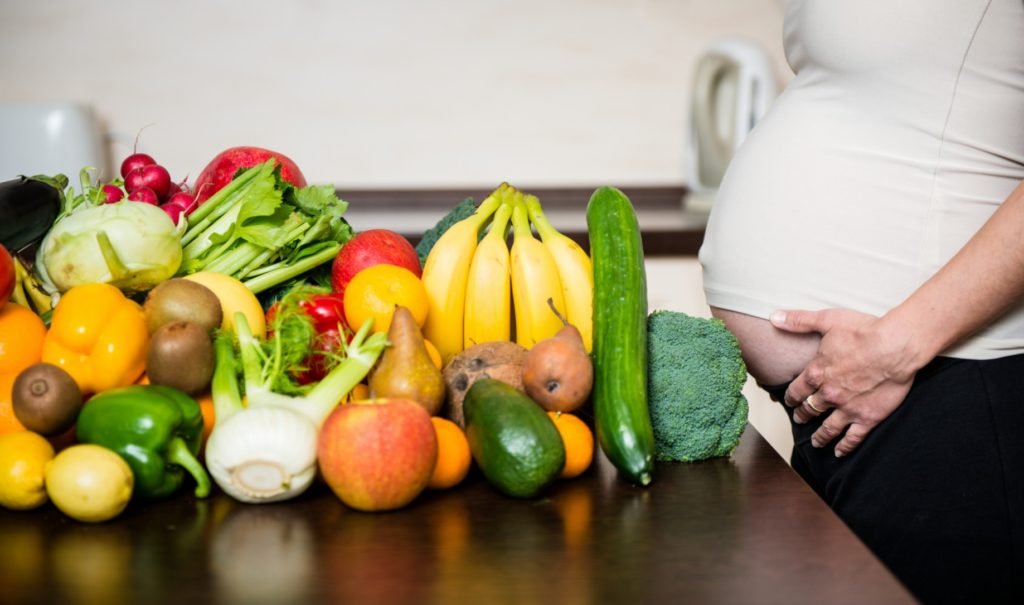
[0,425,914,605]
[338,186,709,256]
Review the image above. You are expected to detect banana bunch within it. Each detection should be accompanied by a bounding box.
[421,183,594,366]
[10,255,55,315]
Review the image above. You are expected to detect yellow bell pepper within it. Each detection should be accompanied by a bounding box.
[42,283,148,394]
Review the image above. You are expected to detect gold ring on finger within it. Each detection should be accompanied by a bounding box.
[805,395,826,414]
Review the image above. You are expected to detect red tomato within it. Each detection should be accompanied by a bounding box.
[296,328,346,384]
[299,293,348,335]
[0,246,14,309]
[265,292,352,385]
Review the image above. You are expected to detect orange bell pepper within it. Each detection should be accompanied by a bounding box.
[0,302,47,435]
[42,283,148,395]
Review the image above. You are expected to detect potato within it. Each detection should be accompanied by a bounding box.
[441,341,529,428]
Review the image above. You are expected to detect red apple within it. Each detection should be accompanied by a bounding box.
[193,146,307,204]
[318,398,438,512]
[331,229,422,299]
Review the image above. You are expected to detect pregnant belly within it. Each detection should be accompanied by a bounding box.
[711,307,821,388]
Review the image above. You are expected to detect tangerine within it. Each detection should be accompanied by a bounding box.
[342,264,428,334]
[547,411,594,479]
[428,416,471,490]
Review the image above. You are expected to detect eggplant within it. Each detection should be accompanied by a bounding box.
[0,175,63,254]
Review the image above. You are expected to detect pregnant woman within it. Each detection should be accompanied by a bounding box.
[699,1,1024,602]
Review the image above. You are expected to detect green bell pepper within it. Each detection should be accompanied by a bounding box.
[76,384,212,499]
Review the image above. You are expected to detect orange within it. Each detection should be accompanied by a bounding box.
[0,303,47,436]
[195,392,215,446]
[547,412,594,479]
[342,265,428,334]
[347,383,370,403]
[428,417,471,490]
[423,339,442,370]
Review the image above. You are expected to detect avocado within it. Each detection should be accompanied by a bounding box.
[463,378,565,498]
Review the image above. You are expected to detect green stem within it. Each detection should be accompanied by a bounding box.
[204,241,264,276]
[234,311,265,393]
[237,248,278,279]
[467,184,507,232]
[184,162,265,233]
[242,243,343,294]
[510,190,533,241]
[96,231,129,281]
[523,193,556,238]
[241,257,284,278]
[211,332,245,424]
[182,203,245,261]
[303,318,388,427]
[166,436,212,498]
[484,201,512,243]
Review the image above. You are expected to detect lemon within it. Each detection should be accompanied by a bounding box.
[183,271,266,338]
[45,444,133,523]
[0,431,55,510]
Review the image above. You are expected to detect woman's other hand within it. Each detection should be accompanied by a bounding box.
[769,308,919,457]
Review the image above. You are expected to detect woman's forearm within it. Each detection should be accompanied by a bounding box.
[882,180,1024,371]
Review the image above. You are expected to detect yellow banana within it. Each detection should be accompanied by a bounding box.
[14,257,53,314]
[421,185,506,364]
[463,201,513,348]
[509,190,566,348]
[524,193,594,351]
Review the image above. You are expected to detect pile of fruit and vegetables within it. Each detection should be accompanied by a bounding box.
[0,144,748,523]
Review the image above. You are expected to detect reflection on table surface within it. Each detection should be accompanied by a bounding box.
[0,427,913,605]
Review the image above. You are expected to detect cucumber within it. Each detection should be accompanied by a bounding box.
[585,186,655,486]
[463,378,565,498]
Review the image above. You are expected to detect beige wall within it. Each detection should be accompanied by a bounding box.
[0,0,787,188]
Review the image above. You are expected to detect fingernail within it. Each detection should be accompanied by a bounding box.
[769,311,786,326]
[810,437,821,448]
[835,449,846,458]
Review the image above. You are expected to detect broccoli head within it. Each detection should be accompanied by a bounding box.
[647,309,749,462]
[415,197,478,266]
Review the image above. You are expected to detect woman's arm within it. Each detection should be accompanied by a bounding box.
[771,180,1024,457]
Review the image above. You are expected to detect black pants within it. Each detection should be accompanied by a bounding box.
[764,355,1024,604]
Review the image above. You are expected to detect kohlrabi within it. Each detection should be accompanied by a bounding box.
[38,200,184,293]
[35,167,184,293]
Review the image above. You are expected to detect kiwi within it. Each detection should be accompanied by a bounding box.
[146,321,216,395]
[144,278,223,335]
[12,363,83,436]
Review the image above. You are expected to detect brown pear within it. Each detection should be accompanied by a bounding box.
[369,306,446,414]
[522,322,593,412]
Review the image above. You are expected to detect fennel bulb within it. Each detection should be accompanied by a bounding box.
[206,313,387,503]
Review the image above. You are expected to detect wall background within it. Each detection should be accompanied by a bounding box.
[0,0,788,188]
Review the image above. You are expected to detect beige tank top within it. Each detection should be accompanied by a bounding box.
[699,0,1024,360]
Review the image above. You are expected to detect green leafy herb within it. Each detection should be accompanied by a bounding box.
[176,161,354,293]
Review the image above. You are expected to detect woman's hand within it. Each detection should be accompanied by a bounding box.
[769,308,919,457]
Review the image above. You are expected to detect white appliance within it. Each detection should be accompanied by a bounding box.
[0,102,107,182]
[685,38,778,212]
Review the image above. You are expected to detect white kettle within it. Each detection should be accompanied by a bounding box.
[685,38,778,211]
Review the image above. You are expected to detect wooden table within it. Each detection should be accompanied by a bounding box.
[0,426,914,605]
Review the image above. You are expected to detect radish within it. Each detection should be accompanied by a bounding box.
[125,165,172,200]
[120,153,155,179]
[161,202,187,225]
[102,184,125,204]
[128,187,160,205]
[165,191,197,214]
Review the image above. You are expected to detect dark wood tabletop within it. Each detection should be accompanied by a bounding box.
[0,425,914,605]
